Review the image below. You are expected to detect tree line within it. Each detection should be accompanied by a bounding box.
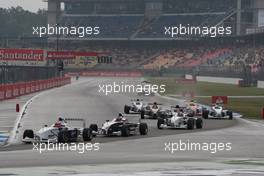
[0,6,47,38]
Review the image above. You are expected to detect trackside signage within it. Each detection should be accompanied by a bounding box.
[212,96,228,104]
[0,48,45,61]
[47,51,76,60]
[47,51,99,60]
[80,71,142,77]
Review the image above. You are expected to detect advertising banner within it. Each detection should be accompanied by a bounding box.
[212,96,228,104]
[0,48,45,61]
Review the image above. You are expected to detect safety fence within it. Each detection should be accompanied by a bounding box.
[0,65,57,84]
[0,77,71,101]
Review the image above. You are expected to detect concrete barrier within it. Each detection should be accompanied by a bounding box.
[196,76,241,85]
[258,81,264,88]
[0,77,71,102]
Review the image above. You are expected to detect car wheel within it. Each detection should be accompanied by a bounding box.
[139,123,148,135]
[83,128,93,141]
[187,118,195,130]
[121,125,130,137]
[196,118,203,129]
[58,130,69,143]
[202,110,209,119]
[23,129,34,144]
[140,110,145,119]
[23,129,34,139]
[124,105,130,114]
[157,118,164,129]
[228,111,233,120]
[89,124,98,137]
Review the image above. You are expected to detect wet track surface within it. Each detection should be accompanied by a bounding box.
[0,77,263,175]
[0,77,236,151]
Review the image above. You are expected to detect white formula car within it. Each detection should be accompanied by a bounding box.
[185,101,203,116]
[202,104,233,120]
[22,118,93,143]
[124,99,145,114]
[157,110,203,130]
[141,102,163,119]
[89,116,148,137]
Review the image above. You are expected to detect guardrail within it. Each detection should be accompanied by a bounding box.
[0,77,71,101]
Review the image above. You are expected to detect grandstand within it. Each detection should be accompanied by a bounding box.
[42,0,264,77]
[47,0,260,40]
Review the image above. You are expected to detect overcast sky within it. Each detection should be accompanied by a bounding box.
[0,0,46,12]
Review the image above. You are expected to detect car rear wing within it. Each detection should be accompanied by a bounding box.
[123,115,142,123]
[65,118,86,128]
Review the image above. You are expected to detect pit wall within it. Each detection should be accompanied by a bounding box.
[0,77,71,101]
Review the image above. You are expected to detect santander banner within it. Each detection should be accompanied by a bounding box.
[47,51,76,60]
[80,71,142,77]
[0,48,45,61]
[47,51,99,60]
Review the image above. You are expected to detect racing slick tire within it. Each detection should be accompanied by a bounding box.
[58,129,70,143]
[23,129,34,144]
[140,110,145,119]
[202,110,209,119]
[89,124,98,137]
[187,118,195,130]
[139,123,148,135]
[124,105,130,114]
[121,125,130,137]
[196,118,203,129]
[83,128,93,141]
[157,118,164,129]
[23,129,34,139]
[227,111,233,120]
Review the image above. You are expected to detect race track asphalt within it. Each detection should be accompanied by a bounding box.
[0,77,263,175]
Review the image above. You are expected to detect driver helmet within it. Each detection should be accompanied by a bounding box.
[116,113,124,122]
[136,98,140,101]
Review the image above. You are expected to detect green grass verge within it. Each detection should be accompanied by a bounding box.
[147,77,264,119]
